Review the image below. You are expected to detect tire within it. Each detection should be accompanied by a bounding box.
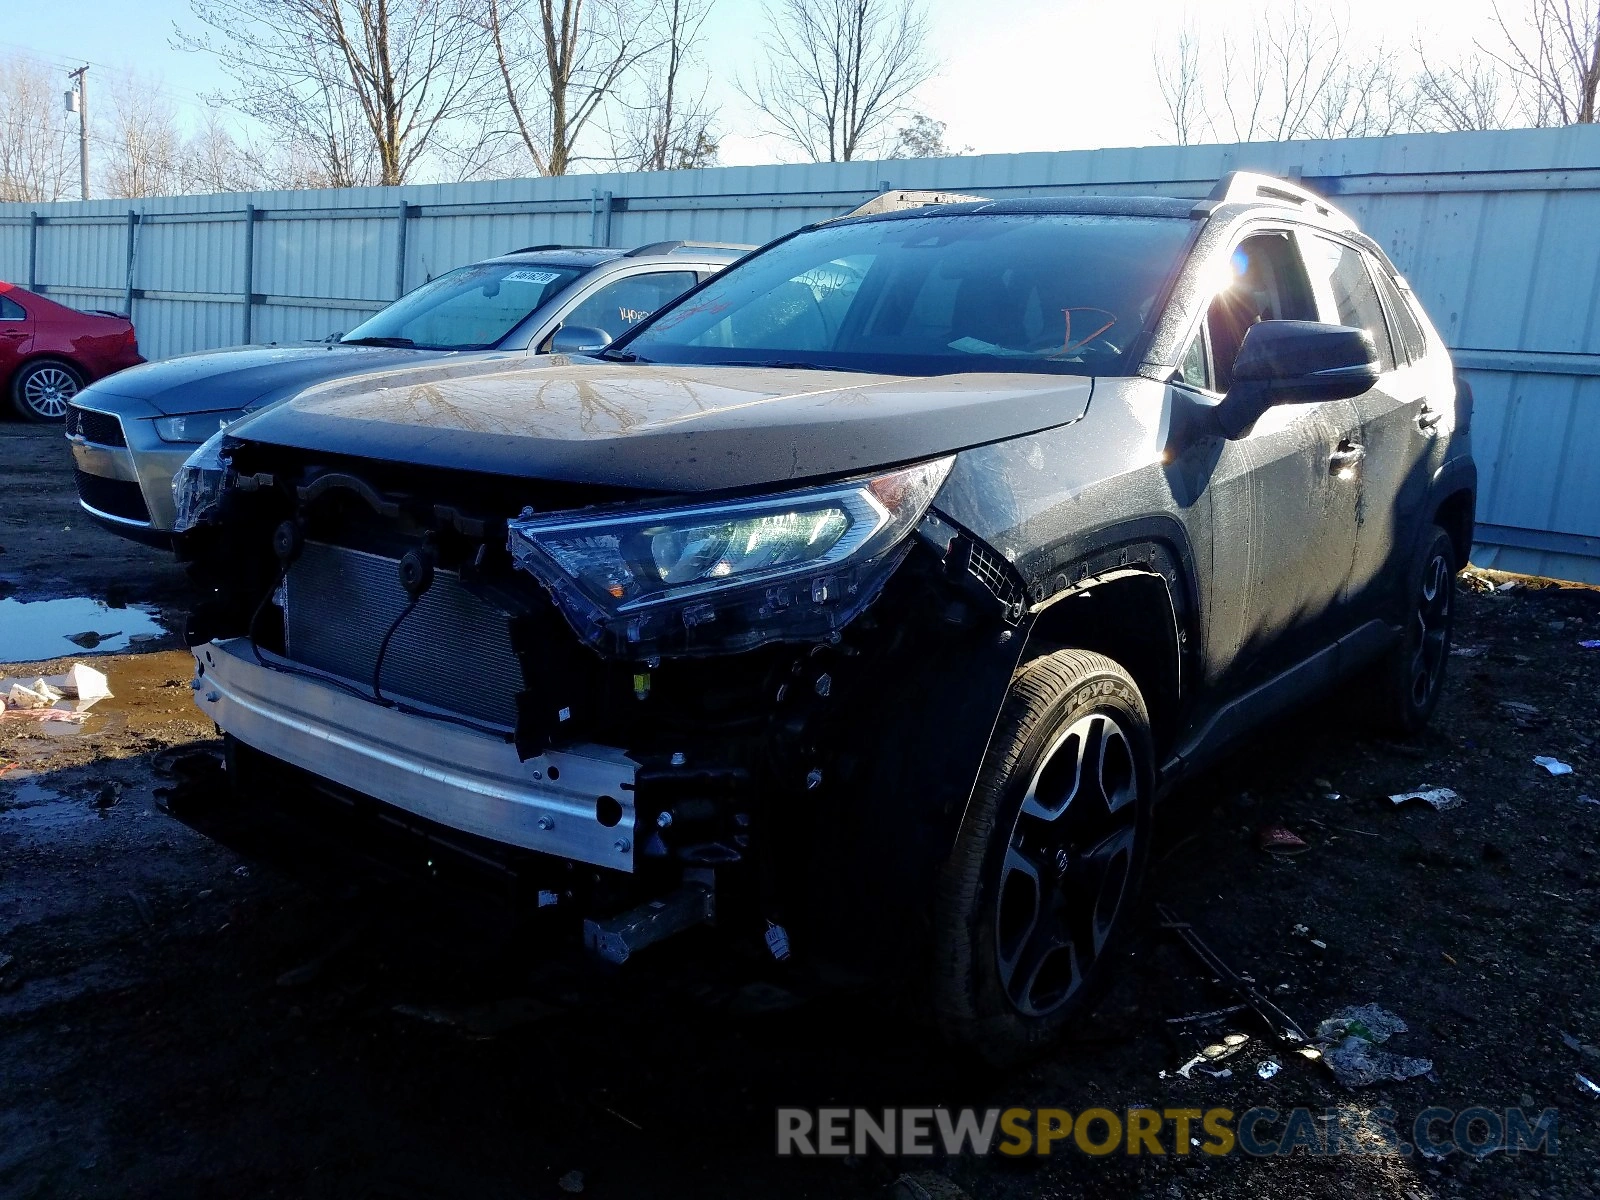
[1364,525,1457,735]
[933,649,1154,1067]
[11,359,85,422]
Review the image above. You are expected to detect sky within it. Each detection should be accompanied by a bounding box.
[2,0,1512,173]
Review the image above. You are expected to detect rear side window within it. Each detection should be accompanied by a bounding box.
[1372,268,1429,364]
[0,296,25,320]
[1304,236,1396,371]
[561,270,699,342]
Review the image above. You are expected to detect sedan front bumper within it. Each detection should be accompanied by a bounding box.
[66,396,212,537]
[193,637,640,872]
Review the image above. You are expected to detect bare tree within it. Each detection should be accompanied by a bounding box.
[742,0,937,162]
[608,0,720,171]
[482,0,660,176]
[0,54,76,202]
[1155,23,1208,146]
[99,73,187,199]
[1412,50,1532,131]
[1485,0,1600,124]
[181,0,496,187]
[180,109,269,193]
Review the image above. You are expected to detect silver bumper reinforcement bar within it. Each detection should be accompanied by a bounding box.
[193,638,639,871]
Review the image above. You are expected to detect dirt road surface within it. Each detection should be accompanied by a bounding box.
[3,419,1599,1199]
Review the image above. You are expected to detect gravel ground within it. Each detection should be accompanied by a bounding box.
[3,419,1599,1199]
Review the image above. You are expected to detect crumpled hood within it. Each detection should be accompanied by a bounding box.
[83,342,481,415]
[227,355,1096,493]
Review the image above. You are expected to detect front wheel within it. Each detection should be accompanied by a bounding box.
[933,649,1154,1067]
[11,359,84,422]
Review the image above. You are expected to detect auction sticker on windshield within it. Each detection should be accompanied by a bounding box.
[503,269,564,285]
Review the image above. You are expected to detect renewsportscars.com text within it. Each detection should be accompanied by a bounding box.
[776,1105,1559,1159]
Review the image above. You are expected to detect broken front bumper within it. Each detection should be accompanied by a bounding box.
[193,638,639,872]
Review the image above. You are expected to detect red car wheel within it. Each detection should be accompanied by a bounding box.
[11,359,85,422]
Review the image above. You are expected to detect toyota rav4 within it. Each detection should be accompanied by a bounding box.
[173,176,1474,1065]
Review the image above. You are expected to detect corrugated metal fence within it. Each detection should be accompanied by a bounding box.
[3,127,1599,582]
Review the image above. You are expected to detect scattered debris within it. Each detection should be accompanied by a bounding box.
[94,782,120,810]
[1158,905,1308,1044]
[557,1169,585,1193]
[1258,824,1309,854]
[0,952,13,973]
[892,1173,973,1200]
[1579,794,1598,807]
[1533,756,1573,777]
[1177,1033,1250,1079]
[1450,645,1485,658]
[0,664,113,727]
[1389,787,1464,811]
[1498,700,1544,728]
[65,630,120,650]
[1258,1059,1281,1080]
[1579,639,1600,650]
[1314,1005,1433,1089]
[1577,1074,1600,1100]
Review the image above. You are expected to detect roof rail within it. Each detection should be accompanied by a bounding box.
[625,240,755,257]
[1206,171,1353,228]
[507,243,587,254]
[834,190,990,221]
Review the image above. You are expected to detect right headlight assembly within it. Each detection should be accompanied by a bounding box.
[508,456,954,657]
[171,429,234,534]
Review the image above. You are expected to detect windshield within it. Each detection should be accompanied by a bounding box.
[617,214,1191,376]
[342,261,585,350]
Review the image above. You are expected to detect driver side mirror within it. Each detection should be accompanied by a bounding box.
[1214,320,1378,440]
[547,324,613,356]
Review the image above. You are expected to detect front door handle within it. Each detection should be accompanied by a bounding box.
[1329,442,1365,478]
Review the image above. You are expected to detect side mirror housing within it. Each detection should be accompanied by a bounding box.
[547,324,613,356]
[1215,320,1379,439]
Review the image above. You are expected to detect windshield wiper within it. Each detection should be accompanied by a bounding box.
[340,336,416,348]
[598,348,642,363]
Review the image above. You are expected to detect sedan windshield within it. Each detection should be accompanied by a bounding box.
[618,213,1191,376]
[342,261,584,351]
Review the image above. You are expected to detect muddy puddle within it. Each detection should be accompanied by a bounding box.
[0,777,96,829]
[0,596,167,664]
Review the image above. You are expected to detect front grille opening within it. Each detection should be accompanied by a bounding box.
[66,407,127,447]
[283,541,523,729]
[74,469,150,522]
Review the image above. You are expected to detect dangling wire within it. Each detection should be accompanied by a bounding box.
[371,597,420,706]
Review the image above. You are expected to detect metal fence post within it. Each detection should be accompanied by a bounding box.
[28,213,40,290]
[123,209,140,320]
[241,204,257,344]
[590,190,615,247]
[394,202,412,298]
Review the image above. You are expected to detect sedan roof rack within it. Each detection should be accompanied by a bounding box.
[624,240,755,257]
[1206,171,1354,229]
[506,243,589,254]
[836,189,990,220]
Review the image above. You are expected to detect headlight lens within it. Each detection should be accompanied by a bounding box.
[509,456,954,656]
[171,431,233,533]
[154,411,245,443]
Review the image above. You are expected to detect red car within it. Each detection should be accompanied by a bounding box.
[1,282,143,421]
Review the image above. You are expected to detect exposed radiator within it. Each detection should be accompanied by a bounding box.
[284,541,523,728]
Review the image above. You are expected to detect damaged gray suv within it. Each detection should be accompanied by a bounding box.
[173,175,1475,1065]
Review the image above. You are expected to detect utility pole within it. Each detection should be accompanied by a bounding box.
[66,65,89,200]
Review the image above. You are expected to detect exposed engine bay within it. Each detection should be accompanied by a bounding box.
[179,441,1027,966]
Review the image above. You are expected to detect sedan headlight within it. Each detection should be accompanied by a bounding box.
[509,456,954,656]
[171,430,233,534]
[154,411,245,444]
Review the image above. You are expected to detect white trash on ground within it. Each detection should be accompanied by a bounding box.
[1533,756,1574,777]
[1389,787,1464,811]
[0,663,114,725]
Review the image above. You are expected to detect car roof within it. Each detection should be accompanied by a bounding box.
[842,195,1200,223]
[480,242,751,271]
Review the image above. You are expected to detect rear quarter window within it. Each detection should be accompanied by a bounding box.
[1372,267,1429,364]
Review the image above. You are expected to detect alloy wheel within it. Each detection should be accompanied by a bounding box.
[994,711,1140,1018]
[1409,551,1452,708]
[21,365,80,419]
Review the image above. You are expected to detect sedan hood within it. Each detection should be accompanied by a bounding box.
[228,355,1094,493]
[84,342,485,415]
